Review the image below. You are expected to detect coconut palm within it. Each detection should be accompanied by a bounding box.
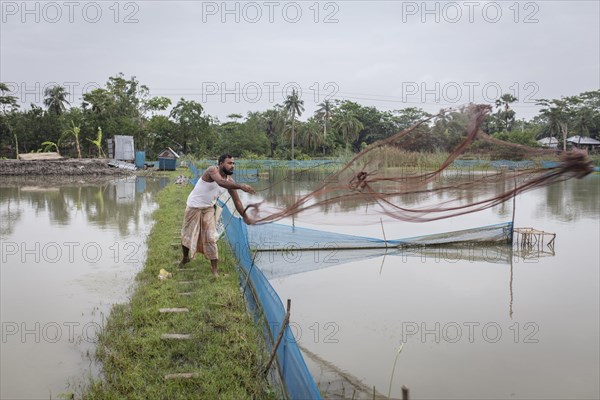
[315,100,333,142]
[494,93,518,132]
[283,89,304,160]
[0,82,19,114]
[0,83,20,158]
[43,85,70,115]
[333,112,364,146]
[262,107,287,156]
[299,119,324,153]
[227,113,243,122]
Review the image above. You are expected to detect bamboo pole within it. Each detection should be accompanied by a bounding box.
[242,251,258,298]
[264,299,291,375]
[401,385,410,400]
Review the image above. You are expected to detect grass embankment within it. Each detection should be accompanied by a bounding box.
[84,179,275,399]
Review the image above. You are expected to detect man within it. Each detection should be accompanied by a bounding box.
[180,154,255,276]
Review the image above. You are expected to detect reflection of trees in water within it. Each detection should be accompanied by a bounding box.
[0,189,23,237]
[79,179,164,236]
[539,176,600,221]
[256,169,521,219]
[0,177,163,237]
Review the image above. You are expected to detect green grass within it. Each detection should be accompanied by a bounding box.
[82,179,276,399]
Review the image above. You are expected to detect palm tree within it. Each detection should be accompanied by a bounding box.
[1,83,20,158]
[283,89,304,160]
[0,82,19,114]
[333,112,364,148]
[570,111,588,140]
[43,85,70,115]
[227,113,243,122]
[315,100,333,143]
[299,119,324,153]
[494,93,518,132]
[262,107,287,157]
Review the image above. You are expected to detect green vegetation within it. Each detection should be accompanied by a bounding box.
[84,179,275,399]
[87,127,106,158]
[0,77,599,160]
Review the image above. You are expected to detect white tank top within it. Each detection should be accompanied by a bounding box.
[186,176,228,208]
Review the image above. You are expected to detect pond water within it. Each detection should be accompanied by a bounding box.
[0,176,168,400]
[1,171,598,400]
[253,173,599,399]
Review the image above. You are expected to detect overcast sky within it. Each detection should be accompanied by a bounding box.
[1,0,599,122]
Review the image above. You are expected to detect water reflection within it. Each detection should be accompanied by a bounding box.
[539,177,600,221]
[1,172,597,399]
[259,243,514,280]
[264,174,599,400]
[0,176,170,237]
[256,170,599,223]
[0,175,165,400]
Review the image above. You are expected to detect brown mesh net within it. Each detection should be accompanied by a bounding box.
[245,104,594,225]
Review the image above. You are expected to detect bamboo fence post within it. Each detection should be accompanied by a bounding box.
[264,299,291,375]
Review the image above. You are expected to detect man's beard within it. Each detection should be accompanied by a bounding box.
[222,167,234,176]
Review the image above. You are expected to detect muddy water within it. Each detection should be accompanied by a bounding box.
[261,174,600,399]
[0,176,169,399]
[2,172,598,399]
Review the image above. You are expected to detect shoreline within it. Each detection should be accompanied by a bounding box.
[0,158,136,176]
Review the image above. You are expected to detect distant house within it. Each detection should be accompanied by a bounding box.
[567,136,600,151]
[157,147,180,170]
[537,137,559,148]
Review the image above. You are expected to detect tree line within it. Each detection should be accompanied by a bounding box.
[1,73,598,160]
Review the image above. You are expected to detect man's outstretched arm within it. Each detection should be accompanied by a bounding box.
[207,166,256,194]
[228,188,254,224]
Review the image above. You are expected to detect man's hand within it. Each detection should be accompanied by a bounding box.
[243,214,254,225]
[240,184,256,195]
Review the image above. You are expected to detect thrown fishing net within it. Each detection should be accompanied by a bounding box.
[209,104,595,399]
[243,104,593,227]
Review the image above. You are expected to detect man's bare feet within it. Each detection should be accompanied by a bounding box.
[179,257,190,267]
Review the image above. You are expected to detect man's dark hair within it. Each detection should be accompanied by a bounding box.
[218,154,233,164]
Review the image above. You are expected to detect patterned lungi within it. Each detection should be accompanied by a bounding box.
[181,205,218,260]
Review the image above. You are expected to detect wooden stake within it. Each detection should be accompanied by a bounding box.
[380,218,388,247]
[263,299,291,375]
[242,252,258,298]
[402,385,410,400]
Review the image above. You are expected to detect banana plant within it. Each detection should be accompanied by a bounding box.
[62,121,82,159]
[87,126,106,158]
[39,140,60,154]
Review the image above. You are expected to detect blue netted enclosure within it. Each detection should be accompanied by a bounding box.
[219,201,323,400]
